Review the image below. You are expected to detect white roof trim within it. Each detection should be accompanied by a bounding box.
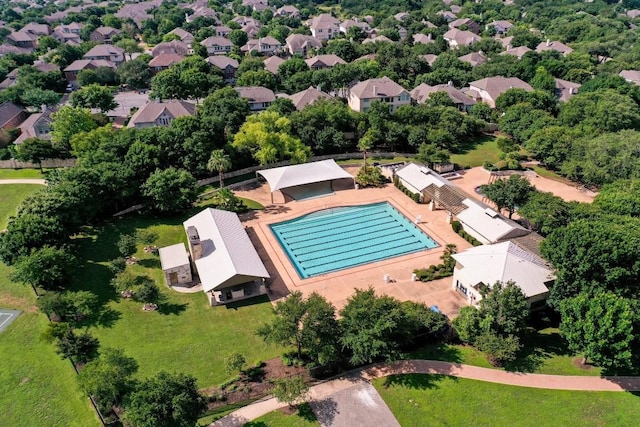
[183,209,269,293]
[257,159,353,193]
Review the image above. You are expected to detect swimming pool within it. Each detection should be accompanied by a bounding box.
[270,202,439,278]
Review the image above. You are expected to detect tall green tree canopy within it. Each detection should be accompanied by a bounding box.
[141,168,198,215]
[481,175,535,219]
[50,106,98,149]
[70,84,117,113]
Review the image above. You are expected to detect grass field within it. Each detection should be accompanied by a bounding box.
[0,184,43,228]
[0,169,45,179]
[450,135,501,168]
[0,186,98,427]
[70,210,281,388]
[411,328,602,377]
[373,374,640,427]
[243,404,319,427]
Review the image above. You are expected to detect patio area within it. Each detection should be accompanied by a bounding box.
[234,169,470,318]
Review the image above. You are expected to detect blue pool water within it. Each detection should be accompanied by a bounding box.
[270,202,439,278]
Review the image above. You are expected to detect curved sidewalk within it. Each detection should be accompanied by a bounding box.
[0,178,47,185]
[212,360,640,427]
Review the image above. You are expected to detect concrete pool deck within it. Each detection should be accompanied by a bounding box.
[235,169,470,317]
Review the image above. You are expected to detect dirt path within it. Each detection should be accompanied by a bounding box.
[212,360,640,426]
[0,179,46,185]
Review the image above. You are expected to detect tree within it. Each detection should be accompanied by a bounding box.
[11,246,76,291]
[50,106,98,149]
[453,306,482,344]
[267,98,296,116]
[593,179,640,217]
[525,125,577,170]
[475,332,521,367]
[124,371,206,427]
[540,218,640,305]
[560,293,635,371]
[478,281,529,337]
[236,70,277,90]
[142,168,198,215]
[55,329,100,364]
[357,130,374,173]
[117,58,152,89]
[116,38,143,60]
[70,84,117,113]
[77,348,139,413]
[257,291,309,359]
[200,86,251,136]
[117,234,137,257]
[518,191,572,235]
[224,352,246,375]
[271,375,309,410]
[530,66,556,93]
[133,278,160,304]
[339,287,407,365]
[233,111,311,165]
[558,90,640,133]
[20,87,60,108]
[481,175,535,219]
[416,142,450,168]
[206,149,231,187]
[14,138,58,170]
[228,29,248,47]
[0,214,68,265]
[277,58,309,85]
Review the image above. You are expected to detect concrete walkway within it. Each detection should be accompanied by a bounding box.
[211,360,640,427]
[0,178,47,185]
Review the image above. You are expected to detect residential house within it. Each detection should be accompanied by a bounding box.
[501,45,531,59]
[307,13,340,40]
[151,40,190,57]
[213,25,231,37]
[448,18,480,34]
[183,0,219,23]
[339,19,371,35]
[236,86,275,111]
[0,43,30,57]
[14,107,54,145]
[167,27,194,45]
[627,9,640,19]
[287,86,331,110]
[452,241,553,310]
[241,36,281,55]
[90,26,121,44]
[127,99,196,128]
[354,53,378,62]
[438,10,458,22]
[394,12,410,21]
[413,33,434,45]
[21,22,51,36]
[207,55,239,83]
[488,20,513,35]
[619,70,640,85]
[0,61,59,90]
[305,54,346,70]
[459,51,487,67]
[536,39,573,56]
[397,26,408,40]
[201,36,233,55]
[275,5,300,18]
[362,35,393,44]
[443,28,479,48]
[158,243,193,286]
[263,56,285,74]
[6,31,38,50]
[183,208,270,305]
[232,16,262,29]
[83,44,125,66]
[465,76,533,108]
[115,1,160,29]
[53,23,83,44]
[63,59,115,84]
[0,102,27,129]
[555,78,580,102]
[285,34,322,56]
[411,83,476,111]
[348,76,411,113]
[495,35,514,49]
[148,53,184,73]
[420,54,438,67]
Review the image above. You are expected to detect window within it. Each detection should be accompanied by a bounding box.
[383,97,393,103]
[158,116,171,126]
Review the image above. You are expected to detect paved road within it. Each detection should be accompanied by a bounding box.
[212,360,640,427]
[0,179,47,185]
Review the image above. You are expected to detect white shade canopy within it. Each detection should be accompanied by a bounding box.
[257,159,353,193]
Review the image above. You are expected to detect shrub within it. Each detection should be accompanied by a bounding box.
[451,221,482,246]
[475,332,521,367]
[117,234,137,257]
[135,230,158,245]
[451,220,462,233]
[356,166,386,188]
[108,257,127,274]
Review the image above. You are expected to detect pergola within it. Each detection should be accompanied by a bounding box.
[257,159,355,203]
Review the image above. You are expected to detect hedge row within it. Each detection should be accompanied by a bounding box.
[393,176,421,203]
[451,221,482,246]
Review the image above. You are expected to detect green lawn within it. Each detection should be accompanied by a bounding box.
[411,328,601,376]
[335,155,415,166]
[71,211,281,388]
[0,189,98,426]
[0,169,45,179]
[243,403,319,427]
[531,166,576,185]
[0,184,43,228]
[373,374,640,427]
[450,135,501,168]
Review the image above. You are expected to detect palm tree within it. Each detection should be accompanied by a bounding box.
[207,149,232,187]
[357,132,374,173]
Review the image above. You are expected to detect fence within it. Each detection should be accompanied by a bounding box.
[196,152,413,187]
[0,158,76,169]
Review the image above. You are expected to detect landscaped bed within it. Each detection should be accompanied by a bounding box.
[373,374,640,427]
